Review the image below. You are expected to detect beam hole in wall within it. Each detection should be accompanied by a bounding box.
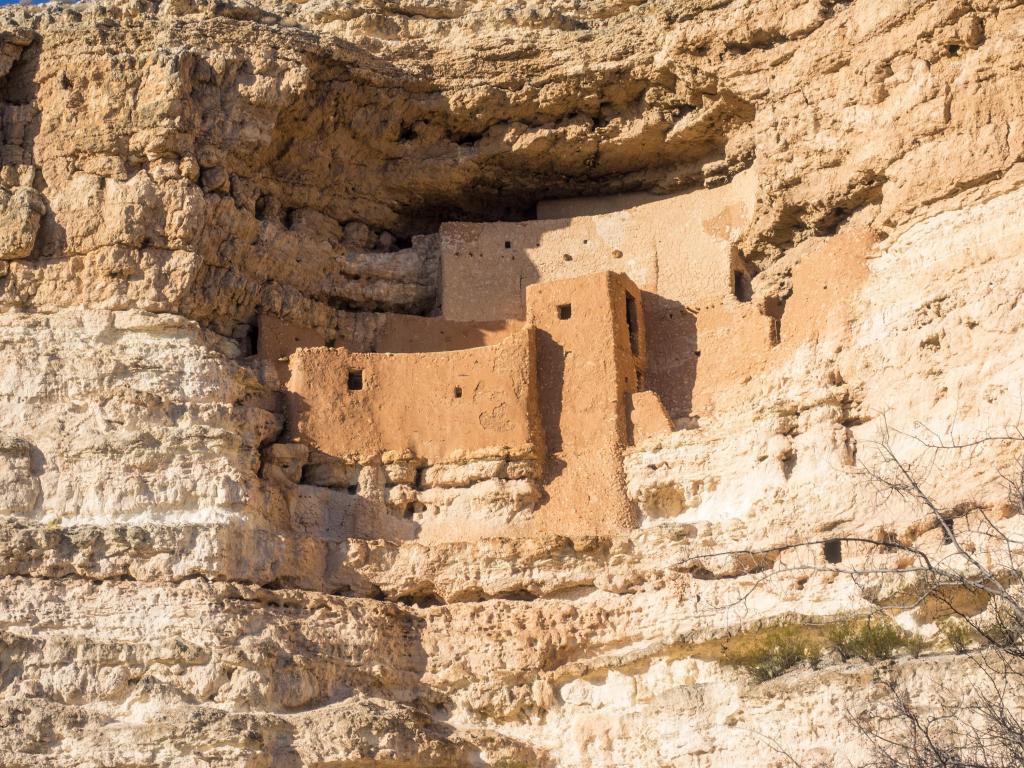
[504,240,511,249]
[824,538,842,564]
[346,484,358,495]
[454,386,462,398]
[563,253,572,261]
[414,466,426,490]
[347,370,363,390]
[557,304,572,320]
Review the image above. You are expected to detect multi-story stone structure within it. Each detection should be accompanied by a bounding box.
[271,267,671,540]
[256,184,781,541]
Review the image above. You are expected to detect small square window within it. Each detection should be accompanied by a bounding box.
[557,304,572,320]
[504,240,511,249]
[454,386,462,398]
[347,370,363,390]
[941,518,955,544]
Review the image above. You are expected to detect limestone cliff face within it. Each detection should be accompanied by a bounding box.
[1,1,1024,766]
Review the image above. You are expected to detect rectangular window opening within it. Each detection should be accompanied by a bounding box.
[557,304,572,320]
[733,270,753,303]
[246,320,259,356]
[625,294,640,355]
[453,386,462,398]
[824,538,842,564]
[504,240,511,249]
[347,369,363,390]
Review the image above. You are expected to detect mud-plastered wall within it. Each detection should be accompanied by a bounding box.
[285,328,541,465]
[526,271,644,535]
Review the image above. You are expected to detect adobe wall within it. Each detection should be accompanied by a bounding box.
[372,314,523,353]
[257,313,328,381]
[439,215,658,322]
[438,171,759,421]
[687,228,875,416]
[284,328,542,465]
[525,271,642,534]
[258,310,522,360]
[441,170,756,322]
[628,391,674,445]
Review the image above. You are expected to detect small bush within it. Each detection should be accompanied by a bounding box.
[903,631,926,658]
[939,617,973,654]
[725,627,821,682]
[827,616,923,661]
[978,600,1024,648]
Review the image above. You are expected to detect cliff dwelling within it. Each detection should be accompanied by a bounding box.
[260,182,774,541]
[4,2,1022,765]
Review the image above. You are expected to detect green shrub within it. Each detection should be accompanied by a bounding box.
[939,617,973,654]
[903,630,926,658]
[827,616,923,661]
[724,627,821,682]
